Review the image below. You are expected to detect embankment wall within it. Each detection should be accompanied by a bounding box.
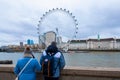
[0,65,120,80]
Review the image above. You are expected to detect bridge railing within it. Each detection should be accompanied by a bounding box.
[0,65,120,80]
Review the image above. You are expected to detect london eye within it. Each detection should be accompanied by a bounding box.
[37,8,79,50]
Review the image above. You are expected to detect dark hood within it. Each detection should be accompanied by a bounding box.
[46,45,58,54]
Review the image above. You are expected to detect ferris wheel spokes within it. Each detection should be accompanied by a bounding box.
[37,8,79,52]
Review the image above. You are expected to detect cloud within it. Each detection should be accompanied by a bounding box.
[0,0,120,46]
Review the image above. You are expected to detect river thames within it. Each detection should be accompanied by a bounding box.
[0,52,120,68]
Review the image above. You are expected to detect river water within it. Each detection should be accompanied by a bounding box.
[0,52,120,68]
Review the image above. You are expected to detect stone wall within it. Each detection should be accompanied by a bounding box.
[1,65,120,80]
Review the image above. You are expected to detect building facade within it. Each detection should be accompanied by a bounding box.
[68,38,120,50]
[44,31,56,47]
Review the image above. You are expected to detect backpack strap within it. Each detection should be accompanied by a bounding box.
[17,58,33,77]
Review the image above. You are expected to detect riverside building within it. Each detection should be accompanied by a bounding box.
[68,38,120,51]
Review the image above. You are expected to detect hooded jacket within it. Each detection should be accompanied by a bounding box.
[14,57,41,80]
[40,45,65,77]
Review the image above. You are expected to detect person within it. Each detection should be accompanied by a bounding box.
[14,46,41,80]
[40,41,66,80]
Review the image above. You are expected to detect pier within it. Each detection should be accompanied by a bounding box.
[1,65,120,80]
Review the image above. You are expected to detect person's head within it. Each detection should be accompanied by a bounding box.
[51,41,57,47]
[24,47,34,58]
[46,41,58,54]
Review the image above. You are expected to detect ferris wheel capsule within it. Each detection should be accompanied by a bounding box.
[52,8,55,10]
[45,12,48,14]
[64,9,66,11]
[49,9,51,12]
[76,23,78,25]
[43,14,45,16]
[37,24,40,27]
[60,8,62,10]
[40,17,43,20]
[72,16,75,18]
[67,10,70,13]
[37,27,39,30]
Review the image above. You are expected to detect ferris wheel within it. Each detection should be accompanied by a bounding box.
[37,8,79,46]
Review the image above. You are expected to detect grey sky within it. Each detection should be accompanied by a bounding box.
[0,0,120,46]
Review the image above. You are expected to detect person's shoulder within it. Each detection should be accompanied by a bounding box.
[42,50,47,56]
[18,58,24,61]
[54,52,62,58]
[17,58,25,63]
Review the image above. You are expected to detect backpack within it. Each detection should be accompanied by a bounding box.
[42,52,56,77]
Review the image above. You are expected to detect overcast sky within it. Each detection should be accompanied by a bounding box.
[0,0,120,46]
